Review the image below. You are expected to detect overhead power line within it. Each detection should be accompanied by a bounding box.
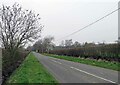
[56,7,120,42]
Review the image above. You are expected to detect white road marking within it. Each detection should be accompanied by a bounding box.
[51,60,62,64]
[49,57,61,61]
[47,55,118,84]
[70,66,116,83]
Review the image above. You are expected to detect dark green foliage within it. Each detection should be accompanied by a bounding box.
[2,49,29,84]
[50,43,119,62]
[7,53,58,83]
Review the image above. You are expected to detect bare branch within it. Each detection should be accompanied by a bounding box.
[0,3,43,55]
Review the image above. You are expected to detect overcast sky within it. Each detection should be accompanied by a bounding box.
[0,0,119,46]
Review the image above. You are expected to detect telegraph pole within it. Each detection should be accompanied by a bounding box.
[118,1,120,42]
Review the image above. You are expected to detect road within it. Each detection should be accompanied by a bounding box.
[33,52,119,84]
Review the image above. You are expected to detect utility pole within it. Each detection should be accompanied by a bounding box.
[118,1,120,42]
[0,48,2,84]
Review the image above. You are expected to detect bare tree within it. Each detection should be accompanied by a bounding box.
[0,3,43,57]
[33,39,43,52]
[73,41,81,47]
[59,40,64,47]
[26,46,33,51]
[65,39,73,48]
[42,36,54,53]
[32,36,54,53]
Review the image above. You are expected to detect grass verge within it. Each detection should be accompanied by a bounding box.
[7,52,58,84]
[44,53,120,71]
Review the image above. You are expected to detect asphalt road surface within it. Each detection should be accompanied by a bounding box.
[33,52,119,84]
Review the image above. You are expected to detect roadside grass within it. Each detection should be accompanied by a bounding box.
[7,52,58,84]
[44,53,120,71]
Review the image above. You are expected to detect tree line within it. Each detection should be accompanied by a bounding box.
[27,36,55,53]
[30,38,119,62]
[50,39,120,62]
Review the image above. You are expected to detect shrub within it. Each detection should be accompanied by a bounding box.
[2,49,29,84]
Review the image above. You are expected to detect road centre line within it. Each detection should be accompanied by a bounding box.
[70,66,116,83]
[51,60,62,64]
[48,55,117,84]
